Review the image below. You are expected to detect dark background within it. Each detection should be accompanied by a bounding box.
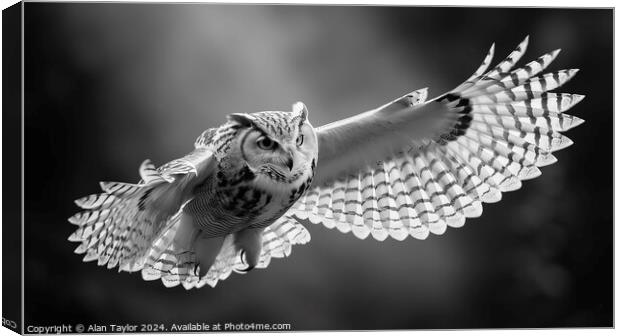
[23,4,612,330]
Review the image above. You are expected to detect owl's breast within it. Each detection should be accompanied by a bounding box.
[183,175,283,236]
[185,160,314,237]
[184,181,272,235]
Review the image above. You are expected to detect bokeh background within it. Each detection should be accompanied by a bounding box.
[24,4,612,330]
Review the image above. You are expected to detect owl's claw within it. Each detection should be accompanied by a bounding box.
[238,250,255,274]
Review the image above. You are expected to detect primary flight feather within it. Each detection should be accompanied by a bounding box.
[69,37,584,289]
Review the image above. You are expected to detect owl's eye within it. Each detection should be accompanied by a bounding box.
[256,136,277,150]
[296,134,304,146]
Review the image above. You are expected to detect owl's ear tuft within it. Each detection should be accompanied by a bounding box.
[292,102,308,124]
[227,113,255,127]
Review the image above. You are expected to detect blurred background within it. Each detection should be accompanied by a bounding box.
[24,4,612,330]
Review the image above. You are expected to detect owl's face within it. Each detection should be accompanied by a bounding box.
[229,102,318,184]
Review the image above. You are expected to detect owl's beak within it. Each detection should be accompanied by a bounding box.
[285,152,294,171]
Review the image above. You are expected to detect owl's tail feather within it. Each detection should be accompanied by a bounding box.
[68,160,193,272]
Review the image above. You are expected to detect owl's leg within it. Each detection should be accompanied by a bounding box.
[193,232,225,277]
[179,212,225,277]
[234,228,264,273]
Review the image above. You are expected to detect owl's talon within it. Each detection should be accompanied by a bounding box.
[238,250,255,273]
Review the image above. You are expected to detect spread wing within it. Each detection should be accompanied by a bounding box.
[68,146,217,272]
[288,36,585,241]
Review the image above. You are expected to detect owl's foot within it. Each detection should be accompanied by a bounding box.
[234,228,263,274]
[193,263,209,277]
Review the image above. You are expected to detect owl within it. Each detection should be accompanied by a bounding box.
[69,37,585,289]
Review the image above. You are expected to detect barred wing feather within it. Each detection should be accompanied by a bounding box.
[289,37,584,241]
[68,147,216,272]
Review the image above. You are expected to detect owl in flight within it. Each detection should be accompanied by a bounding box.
[69,37,584,289]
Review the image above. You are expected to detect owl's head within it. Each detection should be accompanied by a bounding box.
[228,102,318,183]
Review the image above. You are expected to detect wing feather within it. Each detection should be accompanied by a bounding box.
[289,37,584,241]
[69,147,216,271]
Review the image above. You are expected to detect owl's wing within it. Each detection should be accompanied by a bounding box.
[288,37,585,241]
[68,146,217,272]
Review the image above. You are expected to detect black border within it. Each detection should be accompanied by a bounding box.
[2,1,23,335]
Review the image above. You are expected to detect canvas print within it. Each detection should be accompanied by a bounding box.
[2,2,613,333]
